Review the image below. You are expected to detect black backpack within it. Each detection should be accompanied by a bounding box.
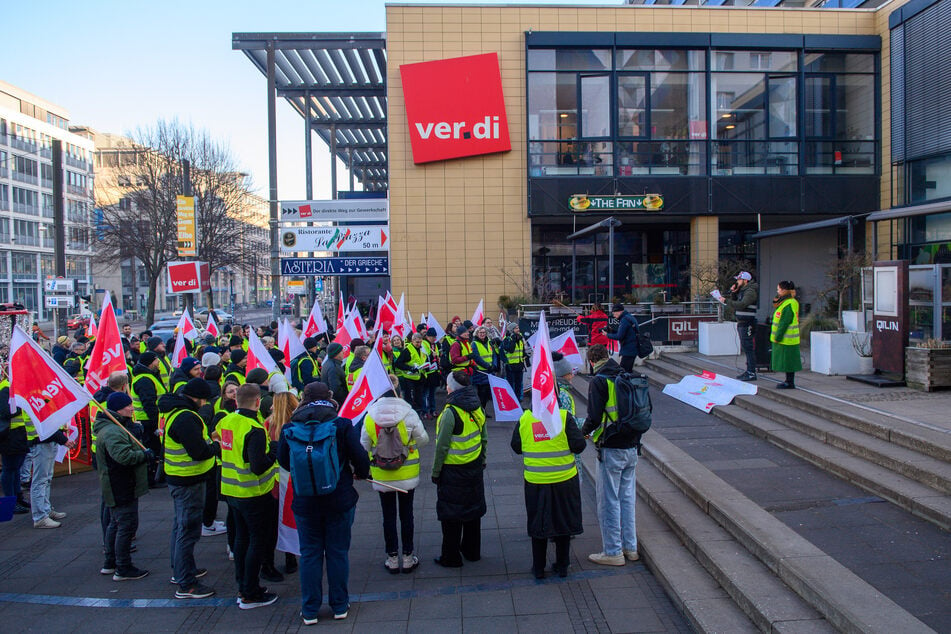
[597,371,652,445]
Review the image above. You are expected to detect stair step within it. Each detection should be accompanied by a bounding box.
[638,461,833,633]
[642,434,934,634]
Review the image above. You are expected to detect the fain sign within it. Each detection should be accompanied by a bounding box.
[399,53,511,164]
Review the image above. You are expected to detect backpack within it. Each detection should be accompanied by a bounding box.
[438,341,452,373]
[283,419,341,496]
[371,423,409,470]
[597,371,652,445]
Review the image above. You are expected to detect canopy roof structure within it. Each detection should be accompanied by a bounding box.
[233,32,388,191]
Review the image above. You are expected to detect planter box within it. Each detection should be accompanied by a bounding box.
[905,347,951,391]
[842,310,868,333]
[810,331,873,376]
[698,321,741,356]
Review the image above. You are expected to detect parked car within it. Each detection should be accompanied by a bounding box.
[67,314,90,331]
[149,318,180,331]
[196,308,233,324]
[280,302,294,315]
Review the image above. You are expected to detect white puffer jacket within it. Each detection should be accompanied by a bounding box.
[360,397,429,492]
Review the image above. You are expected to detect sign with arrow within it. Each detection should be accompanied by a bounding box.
[281,257,389,277]
[280,225,390,254]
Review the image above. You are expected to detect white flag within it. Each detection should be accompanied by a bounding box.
[487,373,524,422]
[338,348,393,425]
[247,329,279,376]
[427,312,446,341]
[530,311,562,437]
[176,307,199,341]
[279,318,307,380]
[277,467,301,556]
[171,328,188,368]
[205,312,220,338]
[301,301,328,338]
[550,330,584,371]
[471,298,485,326]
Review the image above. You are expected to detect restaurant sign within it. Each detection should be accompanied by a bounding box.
[569,194,664,212]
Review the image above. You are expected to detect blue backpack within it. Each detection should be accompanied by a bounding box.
[283,419,341,497]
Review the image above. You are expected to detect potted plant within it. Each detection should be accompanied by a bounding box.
[906,339,951,391]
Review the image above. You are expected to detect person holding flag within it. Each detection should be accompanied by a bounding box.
[420,328,441,420]
[469,326,498,414]
[290,338,321,392]
[431,371,487,568]
[502,322,528,400]
[581,344,641,567]
[131,351,167,488]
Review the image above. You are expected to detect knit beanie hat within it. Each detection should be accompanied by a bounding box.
[326,343,344,358]
[146,336,163,350]
[230,349,247,364]
[180,357,200,375]
[182,377,212,400]
[302,336,319,350]
[201,352,221,367]
[106,392,133,412]
[138,351,157,367]
[245,368,269,385]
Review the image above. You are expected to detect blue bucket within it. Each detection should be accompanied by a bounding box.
[0,496,15,522]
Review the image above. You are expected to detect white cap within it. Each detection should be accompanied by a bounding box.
[201,352,221,367]
[735,271,752,281]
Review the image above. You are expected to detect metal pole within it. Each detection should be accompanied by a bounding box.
[304,92,313,200]
[608,223,615,304]
[348,148,354,193]
[571,240,577,304]
[52,140,66,336]
[266,42,281,324]
[330,125,337,200]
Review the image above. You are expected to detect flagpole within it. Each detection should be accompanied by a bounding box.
[88,399,148,451]
[365,479,409,494]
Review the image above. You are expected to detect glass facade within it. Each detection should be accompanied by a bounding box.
[527,45,878,178]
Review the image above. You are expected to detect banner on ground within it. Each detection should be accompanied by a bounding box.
[661,370,757,413]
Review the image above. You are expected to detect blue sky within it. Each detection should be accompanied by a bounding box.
[3,0,583,201]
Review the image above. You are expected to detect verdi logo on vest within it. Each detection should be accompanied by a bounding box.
[531,420,551,442]
[220,428,234,451]
[400,53,511,164]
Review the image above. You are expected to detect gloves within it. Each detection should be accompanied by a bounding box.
[143,449,156,464]
[431,475,440,485]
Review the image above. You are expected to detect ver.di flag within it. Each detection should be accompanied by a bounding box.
[84,291,126,395]
[279,318,307,381]
[550,330,584,371]
[8,326,92,441]
[335,293,346,333]
[301,301,328,338]
[498,311,507,339]
[205,311,220,338]
[530,311,562,437]
[471,298,485,327]
[277,467,301,556]
[171,328,188,368]
[247,329,279,376]
[487,373,523,422]
[176,307,199,341]
[426,312,446,341]
[87,312,98,338]
[338,348,392,425]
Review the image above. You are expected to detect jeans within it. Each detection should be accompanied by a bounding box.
[30,442,58,522]
[421,381,437,414]
[101,500,112,546]
[20,447,33,484]
[596,447,638,556]
[380,489,415,555]
[619,356,635,372]
[0,452,26,498]
[295,506,355,619]
[506,366,524,401]
[228,494,272,598]
[168,481,206,589]
[104,500,139,574]
[737,319,756,373]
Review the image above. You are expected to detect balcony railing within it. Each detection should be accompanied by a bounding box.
[10,138,37,153]
[65,155,87,170]
[11,172,38,185]
[13,203,38,215]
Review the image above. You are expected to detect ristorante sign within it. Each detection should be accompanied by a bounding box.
[399,53,511,164]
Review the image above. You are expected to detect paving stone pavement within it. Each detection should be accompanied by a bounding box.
[0,414,690,633]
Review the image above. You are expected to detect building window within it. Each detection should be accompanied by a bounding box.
[13,219,39,246]
[12,252,36,276]
[0,251,9,279]
[0,184,8,211]
[909,153,951,204]
[12,187,38,214]
[0,219,9,243]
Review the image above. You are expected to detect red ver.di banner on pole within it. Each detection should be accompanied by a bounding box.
[166,261,210,295]
[400,53,511,164]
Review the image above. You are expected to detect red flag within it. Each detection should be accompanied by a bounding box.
[551,330,583,371]
[487,373,523,422]
[530,311,562,436]
[171,329,188,368]
[84,291,126,395]
[377,295,398,333]
[176,308,199,341]
[205,312,220,338]
[336,293,346,333]
[338,349,392,424]
[247,330,278,375]
[277,467,300,556]
[8,326,92,441]
[471,298,485,326]
[301,301,328,338]
[279,318,307,380]
[87,312,98,338]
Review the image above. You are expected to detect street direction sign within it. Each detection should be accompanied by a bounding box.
[45,295,76,308]
[281,257,389,277]
[280,225,390,254]
[44,278,75,293]
[281,199,388,222]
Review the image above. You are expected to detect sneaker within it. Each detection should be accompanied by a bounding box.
[236,587,268,605]
[227,547,234,561]
[384,554,400,574]
[776,382,795,390]
[49,509,67,520]
[401,553,419,573]
[170,568,208,584]
[301,613,319,626]
[201,523,227,537]
[113,567,150,581]
[623,549,640,562]
[736,371,757,382]
[588,552,625,566]
[175,583,215,599]
[100,564,116,575]
[239,591,278,610]
[333,605,349,620]
[34,516,61,529]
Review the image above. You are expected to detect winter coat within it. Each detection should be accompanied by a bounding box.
[582,358,641,449]
[771,300,802,373]
[511,412,586,538]
[94,410,148,507]
[580,309,609,346]
[360,396,429,492]
[605,311,639,358]
[278,401,370,516]
[723,282,759,322]
[131,364,162,423]
[320,357,348,404]
[432,385,487,523]
[157,392,218,486]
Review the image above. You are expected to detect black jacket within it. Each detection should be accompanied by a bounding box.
[168,368,191,393]
[158,392,219,486]
[278,401,370,516]
[132,364,162,423]
[582,358,640,449]
[605,311,639,359]
[290,352,319,391]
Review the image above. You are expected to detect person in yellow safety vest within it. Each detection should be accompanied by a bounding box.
[224,349,248,386]
[512,405,586,579]
[66,341,88,385]
[448,326,474,375]
[552,352,587,486]
[345,346,371,390]
[217,383,280,609]
[360,373,429,573]
[420,329,440,420]
[290,337,321,392]
[469,327,498,413]
[144,336,172,390]
[158,377,218,599]
[342,338,365,378]
[431,371,487,568]
[131,352,167,488]
[379,334,395,376]
[169,357,202,395]
[581,344,641,568]
[0,379,33,513]
[502,322,527,401]
[395,333,426,414]
[137,330,151,357]
[770,280,801,389]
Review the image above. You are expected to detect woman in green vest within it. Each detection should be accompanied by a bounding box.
[360,374,429,574]
[511,402,586,579]
[771,280,802,389]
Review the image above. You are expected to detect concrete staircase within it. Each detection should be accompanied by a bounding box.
[570,357,942,633]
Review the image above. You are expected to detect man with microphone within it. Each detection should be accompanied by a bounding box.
[717,271,759,381]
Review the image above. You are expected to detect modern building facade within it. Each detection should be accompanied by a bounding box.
[0,80,95,319]
[382,1,918,319]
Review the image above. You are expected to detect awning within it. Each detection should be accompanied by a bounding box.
[751,215,859,240]
[866,199,951,222]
